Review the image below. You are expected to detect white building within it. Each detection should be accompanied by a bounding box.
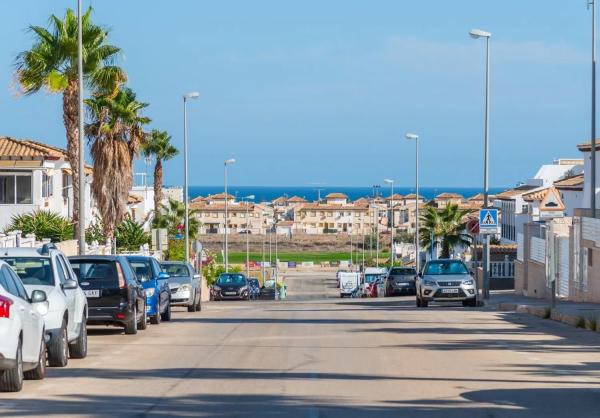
[0,136,93,230]
[577,142,600,210]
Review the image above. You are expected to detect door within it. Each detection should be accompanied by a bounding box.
[557,237,570,298]
[153,259,169,312]
[55,255,76,339]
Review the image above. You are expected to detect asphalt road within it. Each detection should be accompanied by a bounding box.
[1,271,600,417]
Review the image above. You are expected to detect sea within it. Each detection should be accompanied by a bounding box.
[188,186,508,203]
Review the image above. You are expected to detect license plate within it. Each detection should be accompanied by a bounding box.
[225,292,237,296]
[83,289,100,298]
[442,288,459,294]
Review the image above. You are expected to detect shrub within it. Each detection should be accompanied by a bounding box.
[115,218,150,252]
[7,210,74,242]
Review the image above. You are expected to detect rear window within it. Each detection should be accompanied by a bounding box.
[161,263,189,277]
[390,267,416,276]
[70,260,119,285]
[1,257,54,286]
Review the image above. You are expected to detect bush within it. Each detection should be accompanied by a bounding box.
[165,239,186,261]
[7,210,74,242]
[115,218,150,251]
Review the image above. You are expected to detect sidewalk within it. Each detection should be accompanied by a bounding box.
[486,290,600,332]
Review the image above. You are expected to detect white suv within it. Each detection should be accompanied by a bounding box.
[1,245,88,367]
[0,260,48,392]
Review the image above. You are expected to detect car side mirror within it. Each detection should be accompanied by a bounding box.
[158,272,170,280]
[193,274,201,280]
[418,272,422,278]
[62,279,79,290]
[30,289,47,303]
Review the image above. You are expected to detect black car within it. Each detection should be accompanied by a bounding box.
[212,273,250,301]
[385,267,417,296]
[69,256,147,334]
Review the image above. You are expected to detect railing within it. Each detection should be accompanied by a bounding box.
[470,260,514,278]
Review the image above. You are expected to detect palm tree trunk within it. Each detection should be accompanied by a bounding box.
[153,159,163,215]
[63,80,82,242]
[441,240,451,259]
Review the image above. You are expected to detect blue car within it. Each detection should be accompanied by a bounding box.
[126,256,171,324]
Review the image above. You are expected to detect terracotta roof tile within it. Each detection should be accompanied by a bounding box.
[553,174,584,190]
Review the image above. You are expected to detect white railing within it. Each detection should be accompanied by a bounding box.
[0,232,41,248]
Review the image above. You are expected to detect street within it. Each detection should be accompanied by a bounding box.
[1,272,599,418]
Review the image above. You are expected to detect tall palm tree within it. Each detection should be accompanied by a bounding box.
[153,198,200,239]
[15,8,126,238]
[85,87,150,249]
[420,204,472,259]
[142,130,179,212]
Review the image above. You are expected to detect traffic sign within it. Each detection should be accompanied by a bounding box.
[466,218,480,235]
[479,209,499,234]
[174,233,184,240]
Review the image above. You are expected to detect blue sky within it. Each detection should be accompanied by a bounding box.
[0,0,593,188]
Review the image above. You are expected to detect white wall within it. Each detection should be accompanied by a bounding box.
[581,150,600,209]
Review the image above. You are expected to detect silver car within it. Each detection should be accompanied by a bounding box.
[415,259,477,307]
[160,262,202,312]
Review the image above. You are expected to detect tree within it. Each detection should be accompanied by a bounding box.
[15,8,126,239]
[85,87,150,250]
[419,204,472,259]
[141,130,178,212]
[153,198,200,239]
[115,218,149,252]
[6,210,74,242]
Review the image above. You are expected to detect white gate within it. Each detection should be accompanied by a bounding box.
[557,236,569,298]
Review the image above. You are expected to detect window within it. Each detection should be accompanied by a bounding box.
[1,257,54,286]
[0,173,32,204]
[0,267,20,297]
[42,172,54,198]
[55,257,69,284]
[7,269,28,300]
[62,172,72,199]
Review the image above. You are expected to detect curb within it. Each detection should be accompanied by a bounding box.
[494,301,600,333]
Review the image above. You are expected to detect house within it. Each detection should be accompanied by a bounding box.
[292,200,373,234]
[324,193,348,205]
[577,142,600,209]
[521,186,565,222]
[554,174,584,216]
[432,192,464,208]
[190,197,274,235]
[0,136,93,230]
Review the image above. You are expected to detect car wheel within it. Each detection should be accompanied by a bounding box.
[0,339,24,392]
[24,336,46,381]
[416,295,421,307]
[48,320,69,367]
[161,300,172,322]
[138,301,148,330]
[187,293,197,312]
[124,305,138,335]
[421,298,429,308]
[68,315,88,359]
[150,300,161,325]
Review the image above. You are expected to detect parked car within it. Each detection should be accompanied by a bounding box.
[259,278,276,300]
[1,245,88,367]
[247,278,261,300]
[0,261,48,392]
[363,271,386,298]
[212,273,250,301]
[69,256,147,334]
[415,259,477,308]
[160,261,201,312]
[385,267,417,296]
[126,256,171,324]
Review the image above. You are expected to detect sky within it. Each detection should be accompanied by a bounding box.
[0,0,594,188]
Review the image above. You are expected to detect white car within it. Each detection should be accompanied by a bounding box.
[0,260,48,392]
[1,244,88,367]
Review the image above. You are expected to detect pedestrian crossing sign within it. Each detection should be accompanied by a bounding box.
[479,209,498,233]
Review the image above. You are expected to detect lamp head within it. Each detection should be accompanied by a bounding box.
[384,179,394,184]
[469,29,491,39]
[184,91,200,100]
[405,133,419,140]
[225,158,236,165]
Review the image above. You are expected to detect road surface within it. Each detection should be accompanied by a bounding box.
[1,271,599,417]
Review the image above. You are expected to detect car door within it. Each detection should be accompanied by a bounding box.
[54,255,77,339]
[153,259,169,312]
[188,264,199,302]
[61,254,86,325]
[1,266,37,362]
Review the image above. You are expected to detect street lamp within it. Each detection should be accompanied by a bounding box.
[589,1,598,217]
[242,195,255,277]
[183,91,200,263]
[405,133,420,273]
[384,179,395,266]
[77,0,85,255]
[224,158,236,272]
[470,27,492,299]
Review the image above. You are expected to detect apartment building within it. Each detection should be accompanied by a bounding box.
[292,199,375,235]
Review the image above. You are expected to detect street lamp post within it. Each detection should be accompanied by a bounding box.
[224,158,236,272]
[243,195,255,277]
[384,179,394,266]
[405,133,420,273]
[77,0,86,255]
[590,0,598,217]
[183,92,200,263]
[470,28,492,299]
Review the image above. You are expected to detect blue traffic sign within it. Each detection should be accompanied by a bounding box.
[479,209,498,231]
[174,233,184,240]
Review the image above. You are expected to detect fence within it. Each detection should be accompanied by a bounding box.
[470,259,515,290]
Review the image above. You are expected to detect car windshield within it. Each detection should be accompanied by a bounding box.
[128,259,153,281]
[162,263,189,277]
[1,257,54,286]
[364,274,380,283]
[390,267,416,276]
[217,274,246,285]
[424,261,469,275]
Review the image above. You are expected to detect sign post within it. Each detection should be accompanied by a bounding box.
[478,208,499,299]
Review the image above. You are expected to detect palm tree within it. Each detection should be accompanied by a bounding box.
[141,130,179,213]
[85,87,150,249]
[420,204,472,259]
[15,8,126,238]
[153,198,200,239]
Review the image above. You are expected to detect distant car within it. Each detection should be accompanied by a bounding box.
[126,256,171,324]
[385,267,417,296]
[1,245,88,367]
[363,273,385,298]
[160,261,201,312]
[69,256,147,335]
[247,278,261,300]
[416,259,477,308]
[212,273,250,301]
[259,279,277,300]
[0,260,48,392]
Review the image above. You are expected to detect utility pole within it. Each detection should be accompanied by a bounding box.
[77,0,85,255]
[590,0,598,217]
